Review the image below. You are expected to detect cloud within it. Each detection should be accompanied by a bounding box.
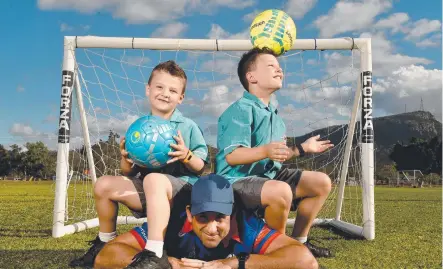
[60,22,91,32]
[243,10,260,22]
[317,32,432,82]
[405,19,442,40]
[313,0,392,37]
[16,85,25,92]
[43,114,58,124]
[9,109,142,150]
[200,58,237,74]
[285,0,318,19]
[360,32,432,75]
[279,103,351,136]
[206,24,249,39]
[374,12,409,33]
[38,0,255,24]
[416,33,442,48]
[150,22,188,38]
[60,22,74,32]
[373,65,442,120]
[188,85,243,118]
[374,15,441,46]
[9,123,35,137]
[8,123,59,149]
[279,77,356,131]
[120,56,151,66]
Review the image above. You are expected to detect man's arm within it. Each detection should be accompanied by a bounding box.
[201,235,318,269]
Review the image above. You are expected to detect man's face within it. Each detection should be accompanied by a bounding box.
[247,54,283,91]
[146,70,185,114]
[186,208,231,248]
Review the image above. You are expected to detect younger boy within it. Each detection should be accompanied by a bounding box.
[216,48,334,258]
[70,60,209,268]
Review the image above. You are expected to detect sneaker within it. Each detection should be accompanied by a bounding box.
[69,236,106,267]
[304,240,333,258]
[125,249,171,269]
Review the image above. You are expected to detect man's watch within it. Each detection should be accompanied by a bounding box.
[296,143,306,157]
[236,252,250,269]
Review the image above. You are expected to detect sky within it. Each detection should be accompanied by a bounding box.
[0,0,441,149]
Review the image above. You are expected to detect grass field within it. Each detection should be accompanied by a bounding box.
[0,181,441,269]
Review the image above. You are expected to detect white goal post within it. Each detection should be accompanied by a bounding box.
[53,36,374,240]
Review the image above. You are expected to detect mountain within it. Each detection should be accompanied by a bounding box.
[289,111,441,167]
[205,111,441,172]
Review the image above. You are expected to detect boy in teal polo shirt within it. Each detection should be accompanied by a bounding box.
[216,48,333,258]
[70,60,209,268]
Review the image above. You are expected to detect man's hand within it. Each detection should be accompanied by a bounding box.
[302,135,334,154]
[168,130,190,164]
[119,136,133,164]
[264,141,290,163]
[168,257,185,269]
[180,258,231,269]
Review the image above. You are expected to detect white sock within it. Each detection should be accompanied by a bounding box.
[98,231,117,242]
[295,236,308,243]
[145,240,164,258]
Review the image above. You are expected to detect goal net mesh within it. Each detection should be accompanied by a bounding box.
[63,46,363,229]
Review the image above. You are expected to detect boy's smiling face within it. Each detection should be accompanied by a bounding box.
[146,70,185,115]
[247,54,283,92]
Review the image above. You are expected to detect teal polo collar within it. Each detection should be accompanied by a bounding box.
[242,91,278,113]
[148,108,185,123]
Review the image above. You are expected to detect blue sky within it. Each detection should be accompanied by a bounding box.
[1,0,441,149]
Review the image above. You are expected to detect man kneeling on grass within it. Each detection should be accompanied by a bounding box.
[95,174,318,269]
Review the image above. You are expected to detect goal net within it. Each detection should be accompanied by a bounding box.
[53,36,374,240]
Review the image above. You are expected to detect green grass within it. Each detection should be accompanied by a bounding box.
[0,181,441,269]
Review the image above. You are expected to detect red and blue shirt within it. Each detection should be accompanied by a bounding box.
[130,210,281,261]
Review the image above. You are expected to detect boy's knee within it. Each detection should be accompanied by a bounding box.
[94,176,114,198]
[143,173,170,192]
[263,180,292,209]
[319,173,332,195]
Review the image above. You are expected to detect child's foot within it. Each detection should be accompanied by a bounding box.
[304,240,333,258]
[69,236,106,267]
[126,249,171,269]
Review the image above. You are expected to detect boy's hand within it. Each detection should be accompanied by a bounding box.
[119,136,133,164]
[168,130,190,164]
[264,142,290,163]
[302,135,334,154]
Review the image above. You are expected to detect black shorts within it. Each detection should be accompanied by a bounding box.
[232,168,303,214]
[130,174,192,218]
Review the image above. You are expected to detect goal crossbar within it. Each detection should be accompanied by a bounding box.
[53,36,374,240]
[70,35,367,51]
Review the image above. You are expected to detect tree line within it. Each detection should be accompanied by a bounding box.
[0,132,441,184]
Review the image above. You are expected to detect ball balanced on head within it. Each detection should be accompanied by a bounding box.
[125,115,177,169]
[250,9,297,56]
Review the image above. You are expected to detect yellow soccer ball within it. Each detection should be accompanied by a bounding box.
[250,9,297,56]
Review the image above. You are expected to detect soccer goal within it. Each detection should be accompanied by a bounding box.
[53,36,374,240]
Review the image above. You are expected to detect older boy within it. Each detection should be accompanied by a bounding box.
[216,48,333,258]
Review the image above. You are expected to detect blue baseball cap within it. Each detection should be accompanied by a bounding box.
[191,174,234,216]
